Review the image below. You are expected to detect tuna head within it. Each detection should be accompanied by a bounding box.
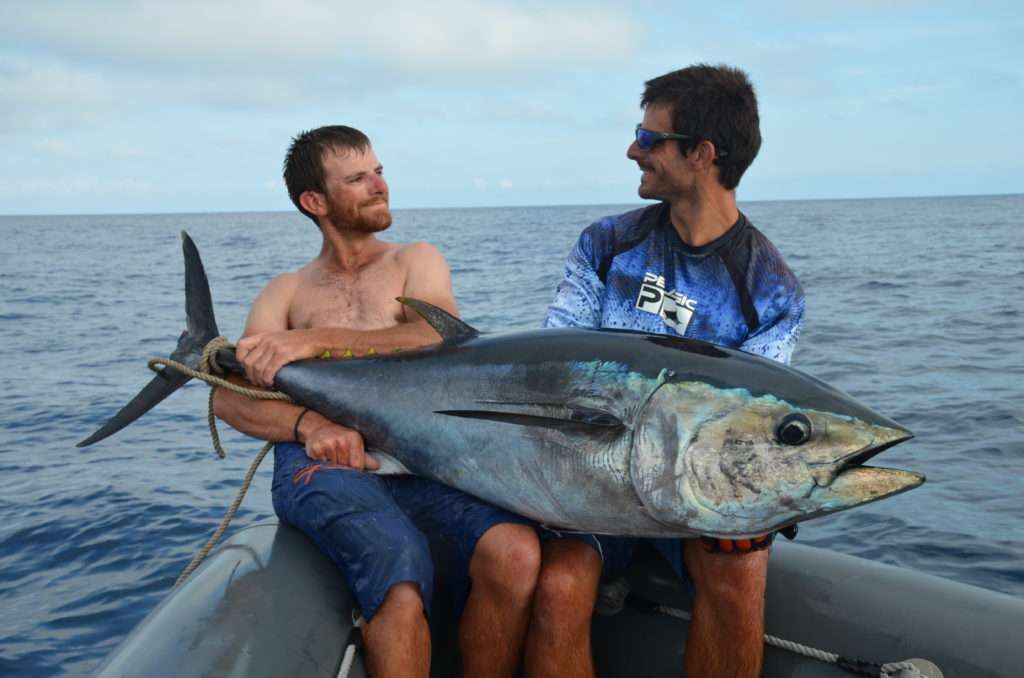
[630,380,921,538]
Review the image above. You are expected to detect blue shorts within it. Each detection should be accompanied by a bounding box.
[553,533,693,592]
[271,443,532,621]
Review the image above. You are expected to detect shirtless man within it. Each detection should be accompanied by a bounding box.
[212,126,540,678]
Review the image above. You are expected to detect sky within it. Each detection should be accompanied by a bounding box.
[0,1,1021,215]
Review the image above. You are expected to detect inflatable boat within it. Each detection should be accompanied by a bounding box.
[91,522,1023,677]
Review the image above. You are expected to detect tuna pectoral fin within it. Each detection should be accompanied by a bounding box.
[367,450,413,475]
[817,466,925,511]
[397,297,478,343]
[436,408,624,434]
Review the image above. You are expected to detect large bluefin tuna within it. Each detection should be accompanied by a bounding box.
[80,233,922,538]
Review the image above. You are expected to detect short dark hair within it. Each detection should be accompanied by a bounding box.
[641,64,761,190]
[283,125,371,224]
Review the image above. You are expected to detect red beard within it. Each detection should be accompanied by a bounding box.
[326,197,392,233]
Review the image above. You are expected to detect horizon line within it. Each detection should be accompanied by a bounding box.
[1,190,1020,219]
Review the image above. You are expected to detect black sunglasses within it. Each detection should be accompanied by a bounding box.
[634,124,729,158]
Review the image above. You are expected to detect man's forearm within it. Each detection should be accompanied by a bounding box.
[304,320,443,357]
[212,377,316,442]
[212,377,373,468]
[238,319,447,390]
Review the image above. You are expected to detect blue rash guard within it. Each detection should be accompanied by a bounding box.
[544,202,805,576]
[545,202,804,364]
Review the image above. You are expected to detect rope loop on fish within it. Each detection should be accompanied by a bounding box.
[147,337,293,459]
[151,336,295,588]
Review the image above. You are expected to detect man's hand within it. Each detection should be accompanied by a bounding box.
[237,330,320,388]
[303,422,381,471]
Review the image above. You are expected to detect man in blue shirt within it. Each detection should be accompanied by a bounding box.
[524,64,804,677]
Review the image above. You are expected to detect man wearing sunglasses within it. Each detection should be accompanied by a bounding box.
[528,65,804,677]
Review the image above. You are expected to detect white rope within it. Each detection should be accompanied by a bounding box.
[174,442,273,587]
[164,337,291,588]
[336,616,365,678]
[337,644,358,678]
[765,631,839,664]
[880,662,928,678]
[650,602,927,677]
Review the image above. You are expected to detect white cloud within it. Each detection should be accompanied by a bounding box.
[0,57,106,106]
[0,175,154,196]
[1,1,637,76]
[488,98,569,124]
[38,138,74,154]
[112,145,147,159]
[377,2,636,73]
[0,1,640,132]
[0,57,108,131]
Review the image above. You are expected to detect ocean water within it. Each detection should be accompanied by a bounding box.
[0,195,1022,675]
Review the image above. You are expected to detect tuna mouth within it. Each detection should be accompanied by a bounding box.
[810,425,915,489]
[821,465,925,510]
[812,426,923,508]
[848,426,914,466]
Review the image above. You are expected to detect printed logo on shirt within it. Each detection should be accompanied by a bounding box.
[636,272,698,333]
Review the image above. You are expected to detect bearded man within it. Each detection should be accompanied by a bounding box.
[213,126,540,678]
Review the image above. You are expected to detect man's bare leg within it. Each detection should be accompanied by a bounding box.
[683,539,769,678]
[362,582,431,678]
[460,523,541,678]
[524,539,603,678]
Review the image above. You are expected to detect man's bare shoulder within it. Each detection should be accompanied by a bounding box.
[261,270,305,297]
[243,271,306,335]
[394,241,447,268]
[395,241,442,256]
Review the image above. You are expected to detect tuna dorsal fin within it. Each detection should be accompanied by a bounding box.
[397,297,479,343]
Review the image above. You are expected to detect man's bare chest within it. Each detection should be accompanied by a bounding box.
[289,268,407,331]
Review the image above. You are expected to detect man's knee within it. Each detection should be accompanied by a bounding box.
[470,523,541,601]
[373,582,427,625]
[533,541,602,626]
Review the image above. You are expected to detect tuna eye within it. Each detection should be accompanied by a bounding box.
[777,413,812,446]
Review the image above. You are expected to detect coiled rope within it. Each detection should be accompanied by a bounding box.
[148,337,294,587]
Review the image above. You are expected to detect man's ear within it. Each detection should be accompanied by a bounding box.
[692,140,720,170]
[299,190,327,217]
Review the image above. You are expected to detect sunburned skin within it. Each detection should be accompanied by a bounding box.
[285,245,411,332]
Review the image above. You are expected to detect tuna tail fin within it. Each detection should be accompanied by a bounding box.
[397,297,479,343]
[78,231,221,447]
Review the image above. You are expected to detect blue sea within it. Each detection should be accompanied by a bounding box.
[1,195,1022,675]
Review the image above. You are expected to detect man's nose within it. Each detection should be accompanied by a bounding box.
[626,140,642,160]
